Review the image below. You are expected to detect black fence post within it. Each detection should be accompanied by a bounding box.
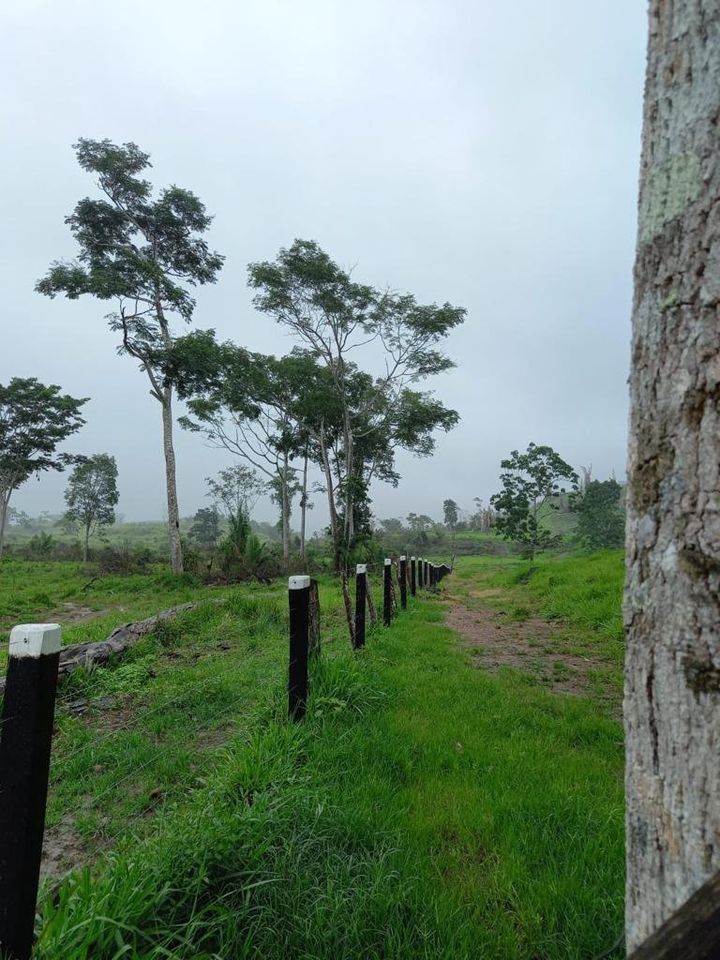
[424,559,429,589]
[431,565,437,592]
[0,623,62,960]
[383,558,392,626]
[399,556,408,609]
[418,557,423,590]
[354,563,366,649]
[410,556,417,597]
[288,576,310,721]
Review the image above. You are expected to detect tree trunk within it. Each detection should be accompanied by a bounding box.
[300,449,308,561]
[0,490,10,559]
[83,521,90,564]
[317,426,341,571]
[625,2,720,950]
[343,418,354,551]
[281,455,290,563]
[161,385,184,575]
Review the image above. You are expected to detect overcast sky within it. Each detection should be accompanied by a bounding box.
[1,0,647,531]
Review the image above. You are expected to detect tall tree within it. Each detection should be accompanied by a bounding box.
[443,498,459,531]
[188,507,221,551]
[625,3,720,949]
[37,139,224,574]
[248,239,465,569]
[0,377,87,557]
[206,464,264,561]
[572,478,624,550]
[490,443,577,558]
[63,453,119,561]
[175,343,317,563]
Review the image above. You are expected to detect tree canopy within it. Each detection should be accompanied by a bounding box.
[64,453,119,561]
[36,138,224,574]
[0,377,87,556]
[490,443,578,558]
[246,239,465,568]
[572,478,625,550]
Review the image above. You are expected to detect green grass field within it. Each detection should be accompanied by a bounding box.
[0,552,625,959]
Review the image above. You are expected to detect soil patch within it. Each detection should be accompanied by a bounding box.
[55,602,112,624]
[443,592,606,699]
[41,813,91,882]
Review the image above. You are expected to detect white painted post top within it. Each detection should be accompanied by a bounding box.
[9,624,62,659]
[400,555,406,561]
[384,558,392,565]
[356,563,367,574]
[288,575,311,590]
[410,556,416,560]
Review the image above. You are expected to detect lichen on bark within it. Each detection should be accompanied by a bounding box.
[625,0,720,950]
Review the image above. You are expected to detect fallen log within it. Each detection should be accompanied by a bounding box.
[0,599,224,696]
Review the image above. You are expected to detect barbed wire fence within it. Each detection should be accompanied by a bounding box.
[0,555,452,960]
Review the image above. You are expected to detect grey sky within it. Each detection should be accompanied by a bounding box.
[1,0,646,531]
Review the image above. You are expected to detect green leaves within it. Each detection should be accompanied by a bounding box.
[64,453,120,535]
[490,443,578,556]
[572,479,625,550]
[0,378,88,489]
[36,138,224,358]
[0,377,87,554]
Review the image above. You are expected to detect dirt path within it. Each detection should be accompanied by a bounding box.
[442,582,613,702]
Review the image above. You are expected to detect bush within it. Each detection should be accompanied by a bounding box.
[96,543,154,575]
[26,531,56,558]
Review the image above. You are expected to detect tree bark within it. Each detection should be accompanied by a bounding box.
[83,521,90,564]
[317,426,341,571]
[161,385,184,575]
[625,2,720,950]
[281,452,290,563]
[300,449,308,561]
[0,490,10,559]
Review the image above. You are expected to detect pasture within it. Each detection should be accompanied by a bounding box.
[0,551,626,958]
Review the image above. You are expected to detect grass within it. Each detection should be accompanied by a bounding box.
[0,554,624,958]
[486,550,624,659]
[4,519,195,552]
[0,558,235,671]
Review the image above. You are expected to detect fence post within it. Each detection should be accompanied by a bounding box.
[399,556,407,609]
[424,559,429,589]
[0,623,62,960]
[410,556,417,597]
[288,576,310,721]
[354,564,366,649]
[418,557,423,589]
[383,558,392,626]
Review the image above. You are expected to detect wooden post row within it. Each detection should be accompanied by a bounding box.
[410,556,417,597]
[383,558,392,626]
[0,624,62,960]
[399,556,407,610]
[354,564,366,649]
[288,576,310,721]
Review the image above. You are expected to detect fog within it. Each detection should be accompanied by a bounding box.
[0,0,646,531]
